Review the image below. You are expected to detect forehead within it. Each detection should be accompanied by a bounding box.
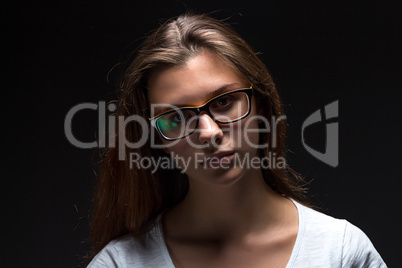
[147,51,246,109]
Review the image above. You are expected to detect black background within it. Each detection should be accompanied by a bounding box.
[2,0,401,267]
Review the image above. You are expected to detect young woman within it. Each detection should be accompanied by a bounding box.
[87,13,386,267]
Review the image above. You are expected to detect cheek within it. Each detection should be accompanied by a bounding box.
[162,140,198,172]
[162,139,192,157]
[235,102,261,149]
[240,119,260,147]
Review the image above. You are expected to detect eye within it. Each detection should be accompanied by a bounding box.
[170,113,182,123]
[211,95,234,110]
[169,110,192,122]
[218,97,232,106]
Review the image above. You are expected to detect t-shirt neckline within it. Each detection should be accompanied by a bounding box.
[155,199,304,268]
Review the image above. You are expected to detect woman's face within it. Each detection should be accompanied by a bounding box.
[148,50,261,187]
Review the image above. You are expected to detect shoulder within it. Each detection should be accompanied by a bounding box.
[298,202,347,239]
[291,202,387,268]
[87,219,172,268]
[87,234,134,268]
[341,221,387,267]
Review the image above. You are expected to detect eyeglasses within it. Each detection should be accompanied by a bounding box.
[149,85,253,140]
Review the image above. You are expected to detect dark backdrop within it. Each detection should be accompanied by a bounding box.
[2,0,401,267]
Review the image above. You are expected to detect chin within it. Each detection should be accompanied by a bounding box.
[191,165,249,188]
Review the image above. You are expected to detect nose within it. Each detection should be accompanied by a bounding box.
[197,113,223,146]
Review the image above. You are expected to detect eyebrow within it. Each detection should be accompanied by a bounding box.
[169,83,241,108]
[152,83,241,116]
[204,83,240,100]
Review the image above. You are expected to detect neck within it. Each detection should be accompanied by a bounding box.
[164,168,294,241]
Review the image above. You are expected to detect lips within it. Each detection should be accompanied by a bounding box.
[202,151,236,169]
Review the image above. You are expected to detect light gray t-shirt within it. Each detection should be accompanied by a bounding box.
[88,201,387,267]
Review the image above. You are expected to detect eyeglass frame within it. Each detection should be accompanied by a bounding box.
[148,85,254,141]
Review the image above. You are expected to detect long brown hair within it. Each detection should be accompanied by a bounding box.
[89,13,309,258]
